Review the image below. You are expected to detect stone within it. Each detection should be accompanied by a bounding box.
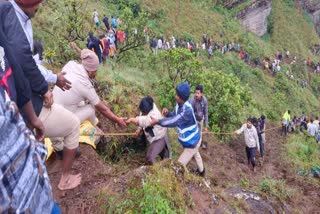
[236,0,272,36]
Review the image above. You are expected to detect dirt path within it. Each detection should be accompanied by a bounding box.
[47,124,320,213]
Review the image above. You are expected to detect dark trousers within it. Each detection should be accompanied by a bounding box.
[246,147,257,167]
[146,138,168,164]
[281,124,288,136]
[259,141,264,157]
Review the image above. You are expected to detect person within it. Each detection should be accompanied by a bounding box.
[5,0,82,191]
[286,50,290,58]
[191,85,209,148]
[149,82,205,177]
[234,118,260,172]
[157,37,163,52]
[87,32,103,63]
[0,48,60,213]
[102,15,110,30]
[99,34,110,62]
[55,43,127,128]
[92,9,100,28]
[126,96,172,164]
[258,115,266,163]
[300,117,308,132]
[313,116,319,129]
[307,119,318,137]
[150,37,157,54]
[0,0,55,118]
[208,46,213,58]
[106,30,117,58]
[33,40,72,89]
[111,16,117,29]
[0,86,61,213]
[282,110,291,136]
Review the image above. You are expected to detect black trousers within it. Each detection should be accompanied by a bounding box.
[246,147,257,167]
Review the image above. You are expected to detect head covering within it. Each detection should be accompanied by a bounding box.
[139,96,154,114]
[15,0,43,8]
[81,49,99,72]
[176,82,190,101]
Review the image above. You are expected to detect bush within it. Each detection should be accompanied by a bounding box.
[259,177,297,202]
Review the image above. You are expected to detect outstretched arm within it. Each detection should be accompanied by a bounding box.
[95,101,127,127]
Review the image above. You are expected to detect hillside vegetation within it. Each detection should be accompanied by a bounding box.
[34,0,320,213]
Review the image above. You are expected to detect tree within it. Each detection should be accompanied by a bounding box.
[188,69,251,132]
[117,7,151,62]
[155,48,202,108]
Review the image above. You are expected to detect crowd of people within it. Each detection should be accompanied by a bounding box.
[0,1,212,212]
[1,1,319,213]
[282,110,320,143]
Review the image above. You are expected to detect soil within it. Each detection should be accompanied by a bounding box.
[46,124,320,213]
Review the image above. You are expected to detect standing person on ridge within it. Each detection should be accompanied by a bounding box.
[282,110,291,136]
[234,118,260,172]
[191,84,209,149]
[150,82,206,177]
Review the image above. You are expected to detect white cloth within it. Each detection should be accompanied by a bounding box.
[308,123,318,137]
[33,55,57,84]
[235,124,260,151]
[53,61,100,113]
[10,0,33,51]
[157,39,162,49]
[136,104,167,143]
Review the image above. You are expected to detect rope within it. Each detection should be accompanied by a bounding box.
[84,125,283,137]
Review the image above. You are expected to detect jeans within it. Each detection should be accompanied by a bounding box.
[246,147,257,167]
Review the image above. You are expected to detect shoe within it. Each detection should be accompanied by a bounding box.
[196,168,206,177]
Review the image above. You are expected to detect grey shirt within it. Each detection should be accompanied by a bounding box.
[191,95,208,127]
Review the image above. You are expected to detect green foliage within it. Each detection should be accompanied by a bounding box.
[188,69,251,132]
[269,0,320,58]
[286,135,320,170]
[239,177,250,188]
[97,162,191,213]
[259,177,297,202]
[117,7,151,62]
[156,48,202,108]
[160,48,202,85]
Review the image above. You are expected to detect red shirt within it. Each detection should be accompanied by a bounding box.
[117,31,125,42]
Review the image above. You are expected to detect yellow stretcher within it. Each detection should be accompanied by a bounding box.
[45,120,98,160]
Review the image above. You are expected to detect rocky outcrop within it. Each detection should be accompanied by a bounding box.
[236,0,272,37]
[298,0,320,36]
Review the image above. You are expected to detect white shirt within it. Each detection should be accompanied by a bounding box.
[235,124,260,150]
[10,0,33,50]
[10,0,57,83]
[157,39,162,49]
[308,123,318,137]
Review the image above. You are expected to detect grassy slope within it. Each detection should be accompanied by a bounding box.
[33,0,320,213]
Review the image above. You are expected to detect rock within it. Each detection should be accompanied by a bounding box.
[298,0,320,36]
[225,185,277,214]
[236,0,272,36]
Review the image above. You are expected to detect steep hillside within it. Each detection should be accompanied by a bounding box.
[31,0,320,213]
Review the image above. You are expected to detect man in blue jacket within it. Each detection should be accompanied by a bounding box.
[150,82,205,177]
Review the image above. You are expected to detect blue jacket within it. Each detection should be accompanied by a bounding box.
[159,101,200,148]
[0,2,48,115]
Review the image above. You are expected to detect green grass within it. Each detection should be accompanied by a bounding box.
[286,134,320,170]
[258,177,298,202]
[96,161,194,213]
[270,0,320,60]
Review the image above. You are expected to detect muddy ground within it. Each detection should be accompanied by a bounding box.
[46,124,320,213]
